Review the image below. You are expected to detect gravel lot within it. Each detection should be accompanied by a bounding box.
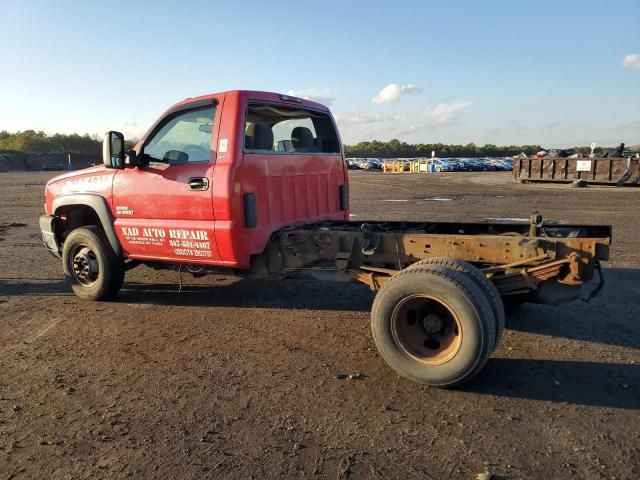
[1,170,638,479]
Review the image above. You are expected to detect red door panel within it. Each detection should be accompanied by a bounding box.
[112,163,220,262]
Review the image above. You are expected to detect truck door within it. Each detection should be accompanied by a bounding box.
[112,102,222,263]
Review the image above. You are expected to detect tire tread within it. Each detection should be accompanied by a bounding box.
[62,226,124,301]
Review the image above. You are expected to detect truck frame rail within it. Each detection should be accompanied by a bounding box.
[261,214,611,302]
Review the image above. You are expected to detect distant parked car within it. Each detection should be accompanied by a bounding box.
[493,158,513,171]
[366,158,383,170]
[480,158,498,171]
[358,159,373,170]
[453,159,470,171]
[432,159,457,172]
[346,158,362,170]
[464,159,487,171]
[444,158,464,171]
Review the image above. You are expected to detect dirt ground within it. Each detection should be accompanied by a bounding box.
[1,170,638,479]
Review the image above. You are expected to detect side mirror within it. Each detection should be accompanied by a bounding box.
[103,131,125,169]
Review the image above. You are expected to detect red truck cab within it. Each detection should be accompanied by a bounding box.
[42,90,349,269]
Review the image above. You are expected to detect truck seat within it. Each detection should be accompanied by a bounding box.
[253,123,274,151]
[244,122,274,151]
[291,127,319,153]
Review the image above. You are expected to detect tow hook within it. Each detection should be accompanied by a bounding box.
[361,223,380,256]
[560,253,582,285]
[529,211,543,237]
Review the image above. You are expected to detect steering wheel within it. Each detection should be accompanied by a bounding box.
[182,145,208,161]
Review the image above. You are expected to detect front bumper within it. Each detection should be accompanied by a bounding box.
[39,214,61,258]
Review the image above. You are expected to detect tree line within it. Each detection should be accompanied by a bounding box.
[0,130,102,154]
[344,139,542,158]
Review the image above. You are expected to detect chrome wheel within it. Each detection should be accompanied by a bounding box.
[70,246,99,286]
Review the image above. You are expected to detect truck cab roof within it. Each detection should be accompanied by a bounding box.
[170,90,330,114]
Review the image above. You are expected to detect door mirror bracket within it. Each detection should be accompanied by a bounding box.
[126,149,149,168]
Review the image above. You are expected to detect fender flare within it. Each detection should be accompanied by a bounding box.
[52,194,122,256]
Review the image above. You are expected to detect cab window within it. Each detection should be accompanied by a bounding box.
[244,103,340,154]
[143,106,215,163]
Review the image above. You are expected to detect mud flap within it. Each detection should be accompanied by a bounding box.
[582,260,605,302]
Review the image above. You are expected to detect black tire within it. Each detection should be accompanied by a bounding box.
[62,226,124,300]
[371,266,495,387]
[407,257,506,346]
[399,265,497,382]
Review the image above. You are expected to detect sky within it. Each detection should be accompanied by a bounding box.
[1,0,638,148]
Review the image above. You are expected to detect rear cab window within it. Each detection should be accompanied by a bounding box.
[244,103,340,154]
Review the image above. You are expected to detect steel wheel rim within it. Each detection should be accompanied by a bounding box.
[391,294,463,365]
[70,245,99,286]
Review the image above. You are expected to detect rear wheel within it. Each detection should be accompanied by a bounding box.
[371,266,495,387]
[407,258,506,345]
[62,226,124,300]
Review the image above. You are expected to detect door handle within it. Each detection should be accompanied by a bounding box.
[188,177,209,191]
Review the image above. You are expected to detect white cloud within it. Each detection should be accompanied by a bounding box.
[90,122,147,141]
[609,120,640,132]
[371,83,423,105]
[622,53,640,70]
[424,101,470,124]
[334,113,383,126]
[337,101,470,127]
[111,121,147,140]
[336,100,470,143]
[400,84,422,94]
[287,88,334,105]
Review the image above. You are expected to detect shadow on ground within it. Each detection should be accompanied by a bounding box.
[116,277,375,312]
[2,269,637,349]
[464,358,639,410]
[0,278,69,296]
[507,268,639,350]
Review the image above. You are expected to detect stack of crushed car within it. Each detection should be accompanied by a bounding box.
[347,157,514,172]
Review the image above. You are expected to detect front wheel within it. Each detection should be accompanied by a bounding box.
[62,226,124,300]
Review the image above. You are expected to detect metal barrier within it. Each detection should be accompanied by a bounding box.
[513,157,640,186]
[383,159,434,173]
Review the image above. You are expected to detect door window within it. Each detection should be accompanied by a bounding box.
[143,106,216,163]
